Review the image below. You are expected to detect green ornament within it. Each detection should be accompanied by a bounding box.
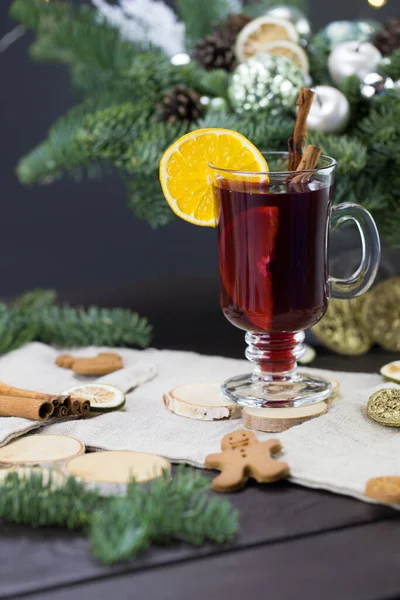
[322,20,382,49]
[228,53,306,114]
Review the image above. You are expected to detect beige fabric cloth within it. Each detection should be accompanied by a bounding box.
[0,342,397,504]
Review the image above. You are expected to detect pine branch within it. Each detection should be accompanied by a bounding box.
[243,0,309,18]
[199,69,231,101]
[13,288,57,312]
[36,305,152,348]
[0,470,105,530]
[0,468,240,565]
[197,110,294,151]
[339,75,369,131]
[125,120,191,174]
[176,0,231,48]
[1,289,153,352]
[125,175,175,228]
[0,305,37,353]
[90,468,239,564]
[308,132,368,177]
[308,34,331,86]
[380,49,400,82]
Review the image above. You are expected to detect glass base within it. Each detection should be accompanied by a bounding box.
[221,371,332,408]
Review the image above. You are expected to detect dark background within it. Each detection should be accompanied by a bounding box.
[0,0,397,351]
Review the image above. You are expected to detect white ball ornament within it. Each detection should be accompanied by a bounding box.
[328,41,382,85]
[307,86,350,134]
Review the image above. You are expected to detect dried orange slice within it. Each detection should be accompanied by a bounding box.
[159,128,268,227]
[263,40,309,72]
[235,16,299,63]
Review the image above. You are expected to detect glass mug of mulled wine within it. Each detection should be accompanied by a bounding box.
[211,152,380,408]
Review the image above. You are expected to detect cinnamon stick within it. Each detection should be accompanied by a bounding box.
[291,144,322,185]
[54,405,68,418]
[288,88,315,171]
[0,382,68,407]
[79,400,91,416]
[0,395,54,421]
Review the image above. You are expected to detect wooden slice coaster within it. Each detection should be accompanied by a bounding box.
[163,382,241,421]
[66,451,171,484]
[242,402,328,433]
[0,467,66,488]
[0,435,85,466]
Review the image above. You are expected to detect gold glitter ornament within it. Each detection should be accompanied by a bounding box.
[312,296,373,356]
[362,277,400,351]
[367,388,400,427]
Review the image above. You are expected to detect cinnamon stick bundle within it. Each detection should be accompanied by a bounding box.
[288,88,315,171]
[0,382,68,411]
[0,395,54,421]
[54,405,68,418]
[70,398,91,416]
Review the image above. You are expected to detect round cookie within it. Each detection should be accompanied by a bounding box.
[365,476,400,504]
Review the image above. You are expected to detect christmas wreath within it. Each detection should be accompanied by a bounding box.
[9,0,400,244]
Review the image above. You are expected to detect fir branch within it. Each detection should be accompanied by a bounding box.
[0,470,105,530]
[176,0,231,48]
[380,49,400,82]
[308,132,368,177]
[36,305,152,348]
[0,468,239,565]
[90,468,239,564]
[125,120,191,174]
[308,34,331,86]
[125,175,175,228]
[2,289,153,352]
[199,69,231,102]
[243,0,309,18]
[197,110,294,151]
[0,305,37,354]
[339,75,370,131]
[16,98,119,185]
[13,288,57,312]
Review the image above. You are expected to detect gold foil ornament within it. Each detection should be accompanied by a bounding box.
[362,277,400,351]
[312,296,373,356]
[367,388,400,427]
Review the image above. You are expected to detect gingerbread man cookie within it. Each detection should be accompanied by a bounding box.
[205,429,289,492]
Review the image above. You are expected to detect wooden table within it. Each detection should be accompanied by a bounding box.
[1,346,400,600]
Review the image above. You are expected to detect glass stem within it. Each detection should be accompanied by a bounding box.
[245,331,305,381]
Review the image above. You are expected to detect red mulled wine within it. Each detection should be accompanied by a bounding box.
[217,179,332,333]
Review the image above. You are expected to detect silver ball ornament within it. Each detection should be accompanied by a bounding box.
[322,20,382,49]
[307,86,350,134]
[328,41,382,85]
[360,72,394,99]
[229,53,306,114]
[264,5,311,40]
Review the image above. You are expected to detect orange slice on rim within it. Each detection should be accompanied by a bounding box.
[159,128,268,227]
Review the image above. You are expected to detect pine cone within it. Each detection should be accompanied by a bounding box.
[375,18,400,55]
[195,33,236,72]
[156,85,204,124]
[215,13,251,44]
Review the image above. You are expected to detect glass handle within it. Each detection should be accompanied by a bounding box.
[329,203,381,299]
